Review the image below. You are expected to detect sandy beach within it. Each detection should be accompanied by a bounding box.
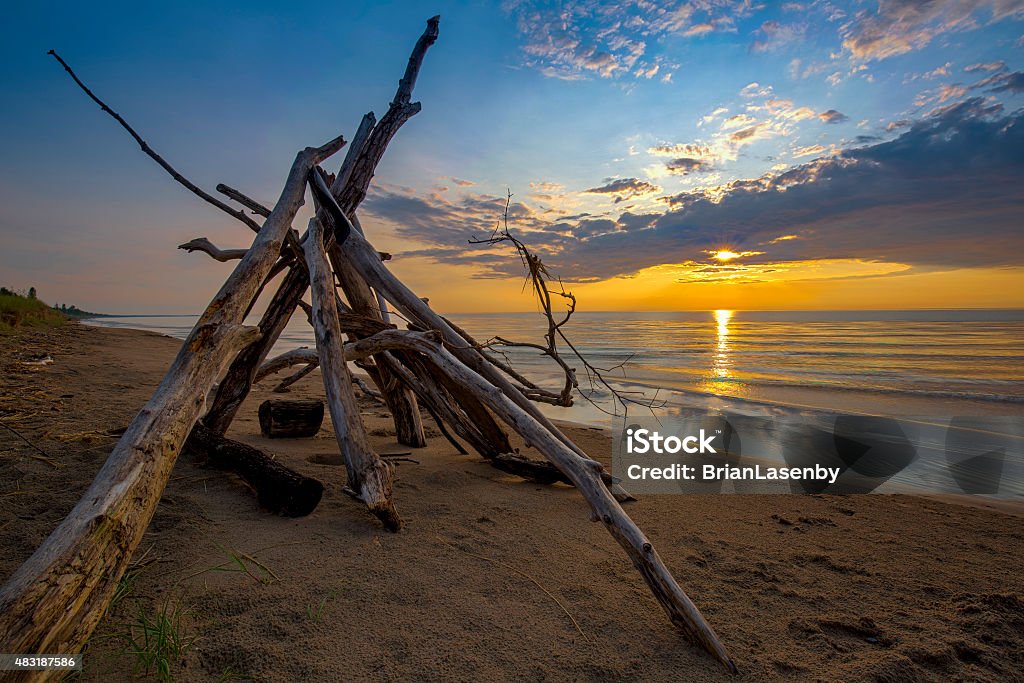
[1,322,1022,682]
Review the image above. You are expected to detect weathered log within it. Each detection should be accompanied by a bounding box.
[47,50,263,234]
[187,423,323,516]
[304,216,400,531]
[0,134,348,665]
[216,182,272,218]
[315,22,443,450]
[178,237,248,262]
[383,351,505,457]
[492,452,574,486]
[337,329,737,673]
[256,347,319,382]
[258,399,324,438]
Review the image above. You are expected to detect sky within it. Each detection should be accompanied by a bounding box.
[1,0,1022,314]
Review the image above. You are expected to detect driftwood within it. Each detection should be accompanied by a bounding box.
[256,347,319,383]
[273,362,318,393]
[258,399,324,438]
[492,453,576,486]
[0,127,347,662]
[187,423,324,516]
[5,18,741,676]
[304,215,400,531]
[178,237,247,262]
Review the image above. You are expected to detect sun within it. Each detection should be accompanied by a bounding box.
[711,249,742,262]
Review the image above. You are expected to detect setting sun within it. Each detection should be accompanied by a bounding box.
[711,250,742,262]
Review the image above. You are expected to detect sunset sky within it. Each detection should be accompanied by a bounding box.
[1,1,1022,313]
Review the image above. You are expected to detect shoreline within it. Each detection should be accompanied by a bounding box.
[2,323,1022,681]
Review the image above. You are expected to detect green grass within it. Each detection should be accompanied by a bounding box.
[0,289,67,330]
[123,599,196,682]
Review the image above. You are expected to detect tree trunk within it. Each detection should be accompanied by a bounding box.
[304,217,400,531]
[258,399,324,438]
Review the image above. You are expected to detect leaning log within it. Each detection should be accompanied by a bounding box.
[187,423,324,517]
[258,399,325,438]
[0,134,348,666]
[303,216,401,531]
[339,330,738,673]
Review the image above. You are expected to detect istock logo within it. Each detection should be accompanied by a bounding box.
[626,428,717,454]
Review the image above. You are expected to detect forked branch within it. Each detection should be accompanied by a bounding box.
[470,192,664,417]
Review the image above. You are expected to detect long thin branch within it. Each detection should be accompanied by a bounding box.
[48,50,264,233]
[215,183,272,218]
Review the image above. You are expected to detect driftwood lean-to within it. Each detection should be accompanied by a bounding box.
[0,18,739,678]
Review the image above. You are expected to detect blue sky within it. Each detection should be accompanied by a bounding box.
[1,1,1022,312]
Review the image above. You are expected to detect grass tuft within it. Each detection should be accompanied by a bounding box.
[123,599,196,682]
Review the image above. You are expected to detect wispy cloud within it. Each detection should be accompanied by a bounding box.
[504,0,760,81]
[818,109,849,124]
[842,0,1024,62]
[751,20,806,52]
[583,177,662,202]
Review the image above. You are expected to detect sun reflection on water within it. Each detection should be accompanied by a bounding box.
[701,309,747,396]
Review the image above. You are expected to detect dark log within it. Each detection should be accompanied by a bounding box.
[492,453,573,485]
[186,423,323,517]
[258,399,324,438]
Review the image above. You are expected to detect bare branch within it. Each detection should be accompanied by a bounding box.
[469,191,665,417]
[178,237,247,262]
[48,50,272,233]
[215,183,271,218]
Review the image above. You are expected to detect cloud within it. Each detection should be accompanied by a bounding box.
[751,20,807,52]
[647,143,715,158]
[793,144,826,157]
[980,70,1024,93]
[740,82,774,97]
[729,121,776,145]
[449,177,475,187]
[722,113,757,129]
[964,60,1007,72]
[504,0,759,81]
[665,157,713,175]
[583,177,661,202]
[818,109,849,124]
[367,99,1024,284]
[682,22,715,37]
[842,0,1024,62]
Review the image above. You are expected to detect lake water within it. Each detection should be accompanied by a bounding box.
[86,309,1024,426]
[85,309,1024,495]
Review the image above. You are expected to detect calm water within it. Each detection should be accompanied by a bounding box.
[86,310,1024,426]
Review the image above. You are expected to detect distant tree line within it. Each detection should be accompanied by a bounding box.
[0,286,103,319]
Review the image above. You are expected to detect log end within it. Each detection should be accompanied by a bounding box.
[257,477,325,518]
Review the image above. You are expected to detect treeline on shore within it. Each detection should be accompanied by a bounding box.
[0,286,102,329]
